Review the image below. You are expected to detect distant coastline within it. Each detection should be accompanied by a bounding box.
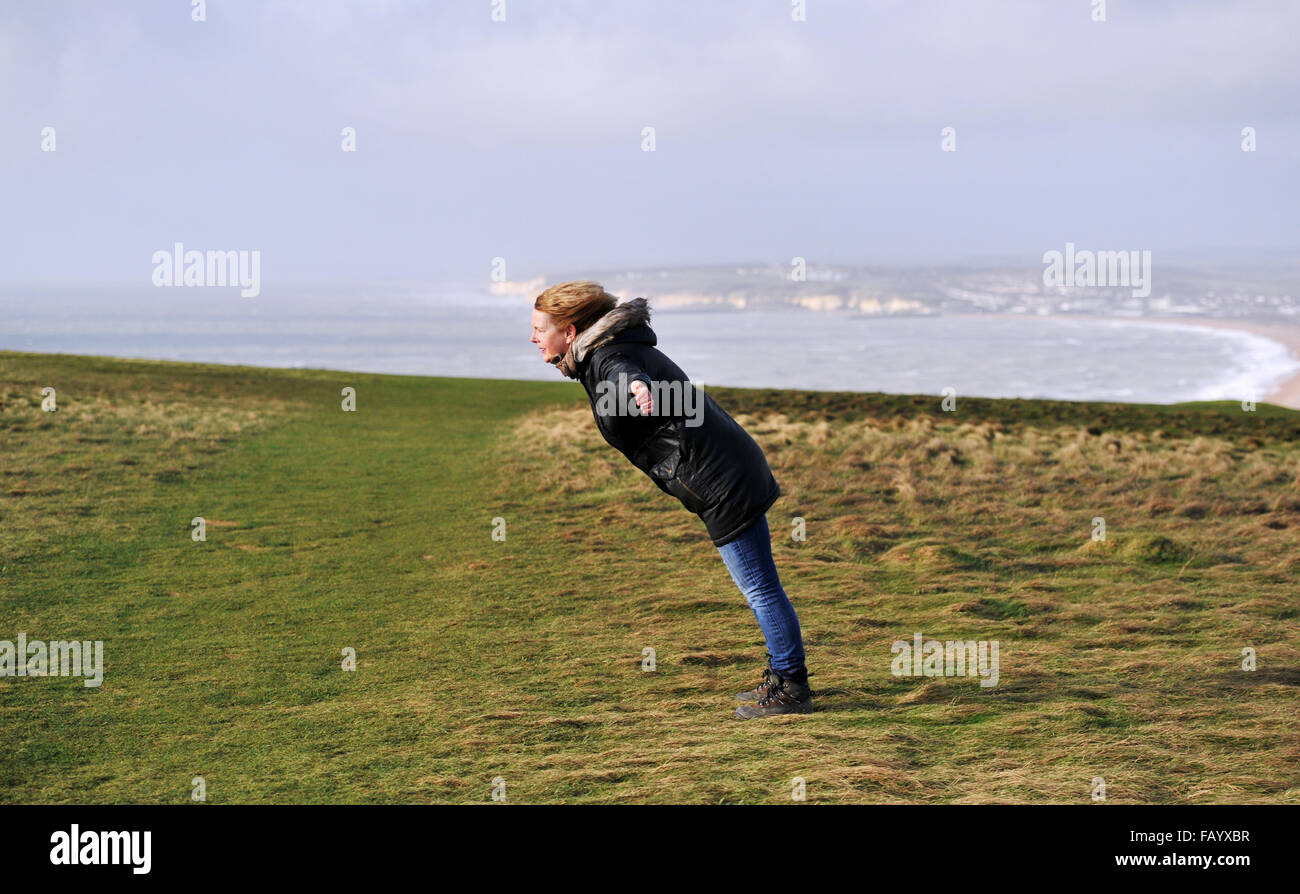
[943,312,1300,411]
[1138,316,1300,411]
[4,283,1299,409]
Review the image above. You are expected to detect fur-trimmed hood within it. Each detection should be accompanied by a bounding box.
[550,297,652,379]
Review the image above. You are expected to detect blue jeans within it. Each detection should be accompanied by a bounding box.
[716,515,807,676]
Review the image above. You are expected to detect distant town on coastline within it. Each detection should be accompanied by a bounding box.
[490,261,1300,322]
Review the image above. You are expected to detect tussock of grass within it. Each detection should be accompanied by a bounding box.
[1117,534,1194,564]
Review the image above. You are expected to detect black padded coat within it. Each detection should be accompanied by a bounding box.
[576,322,781,547]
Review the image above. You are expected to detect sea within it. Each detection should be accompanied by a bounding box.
[3,283,1297,406]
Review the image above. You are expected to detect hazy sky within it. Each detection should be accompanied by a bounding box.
[2,0,1296,284]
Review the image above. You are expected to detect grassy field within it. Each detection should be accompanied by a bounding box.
[2,349,1298,804]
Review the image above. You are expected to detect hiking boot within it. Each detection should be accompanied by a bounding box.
[735,667,774,703]
[734,669,814,719]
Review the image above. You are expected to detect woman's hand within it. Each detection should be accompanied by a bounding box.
[630,380,654,415]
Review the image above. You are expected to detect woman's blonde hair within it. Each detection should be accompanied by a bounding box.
[533,280,618,335]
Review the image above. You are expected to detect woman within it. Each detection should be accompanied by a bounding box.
[530,280,813,719]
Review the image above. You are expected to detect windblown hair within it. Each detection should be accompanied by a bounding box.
[533,280,618,335]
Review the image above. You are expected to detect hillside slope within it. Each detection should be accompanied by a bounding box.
[2,351,1297,803]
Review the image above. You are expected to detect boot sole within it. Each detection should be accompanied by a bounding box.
[734,700,814,719]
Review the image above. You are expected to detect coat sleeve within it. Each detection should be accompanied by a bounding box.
[597,350,653,396]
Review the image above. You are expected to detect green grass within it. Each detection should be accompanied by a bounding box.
[1,349,1298,803]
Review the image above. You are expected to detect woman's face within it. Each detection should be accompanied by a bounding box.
[531,309,574,364]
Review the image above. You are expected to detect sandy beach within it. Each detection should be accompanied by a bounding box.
[941,313,1300,411]
[1109,316,1300,411]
